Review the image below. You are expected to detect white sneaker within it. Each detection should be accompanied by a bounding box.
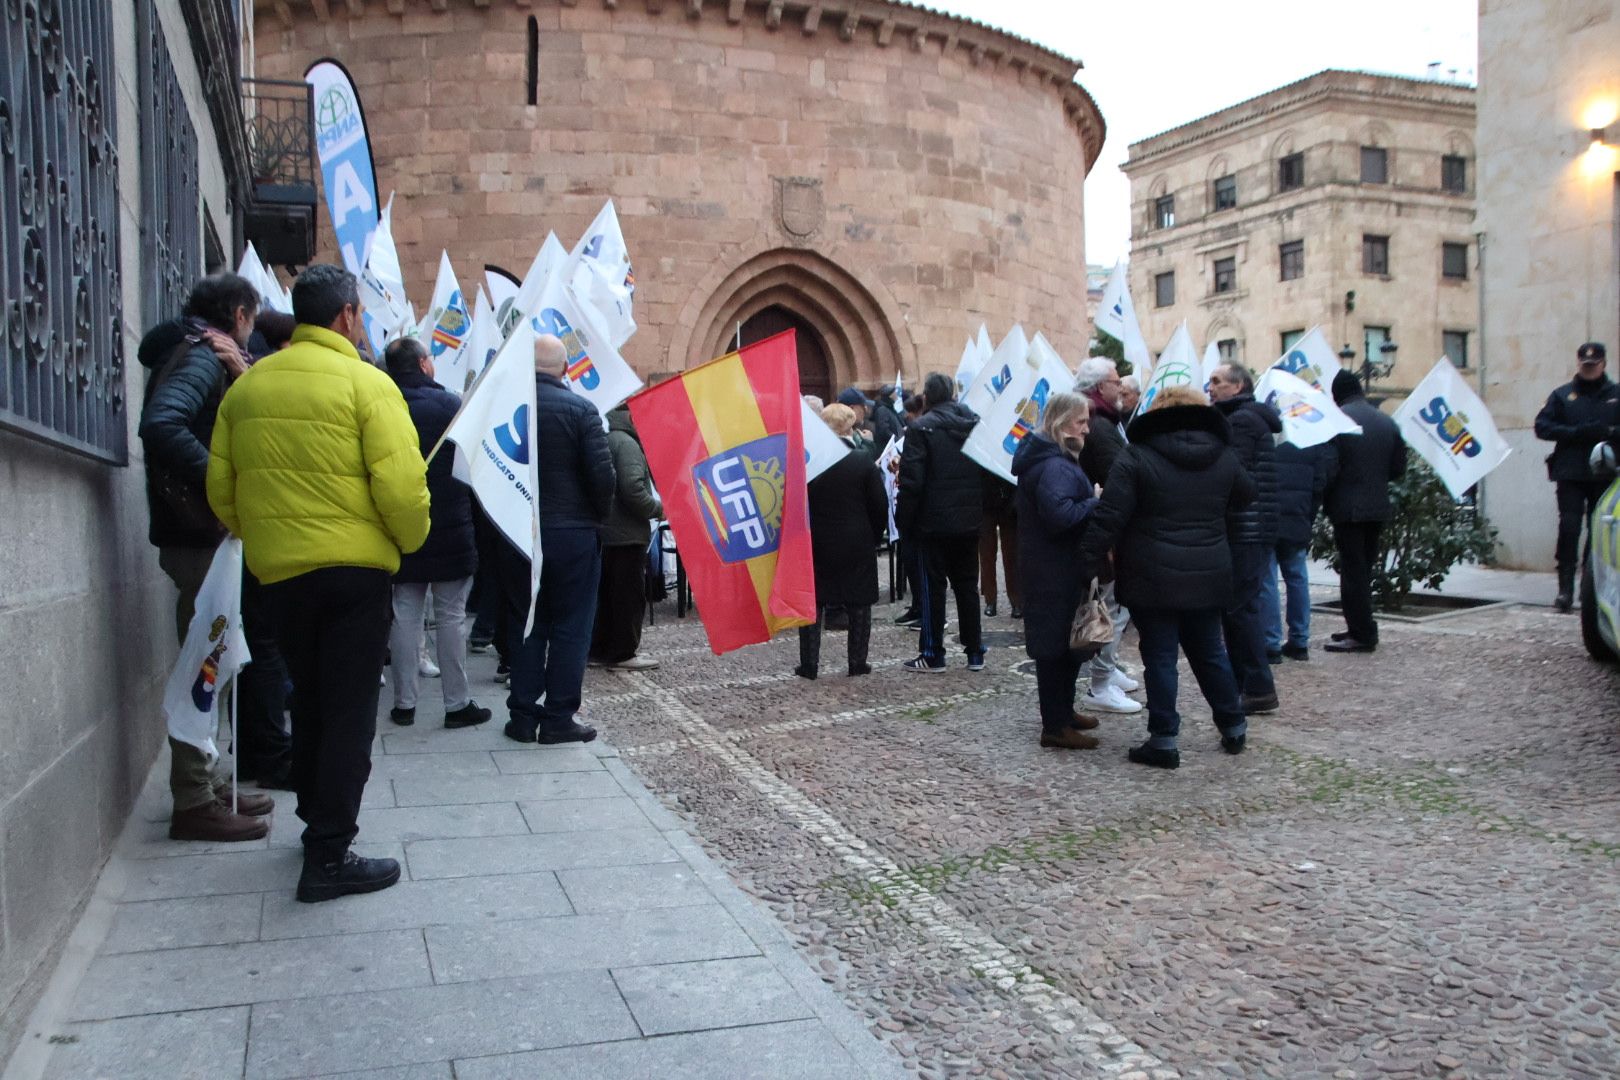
[419,644,441,679]
[1107,668,1141,694]
[1083,683,1143,714]
[611,655,660,671]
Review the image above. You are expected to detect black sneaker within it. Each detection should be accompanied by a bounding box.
[389,707,416,726]
[794,665,817,680]
[538,720,598,745]
[1127,742,1180,769]
[1242,692,1280,715]
[296,851,401,903]
[902,656,947,674]
[444,701,492,729]
[893,609,921,626]
[1221,733,1247,755]
[1555,592,1574,613]
[1281,644,1310,661]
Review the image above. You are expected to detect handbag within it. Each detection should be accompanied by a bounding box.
[1069,578,1114,651]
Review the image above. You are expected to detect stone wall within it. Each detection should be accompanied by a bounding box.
[1477,0,1620,570]
[251,0,1104,384]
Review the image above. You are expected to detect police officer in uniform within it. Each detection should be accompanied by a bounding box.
[1534,342,1620,611]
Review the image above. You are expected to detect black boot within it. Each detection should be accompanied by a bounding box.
[296,850,401,903]
[538,720,597,744]
[846,605,872,676]
[797,614,822,680]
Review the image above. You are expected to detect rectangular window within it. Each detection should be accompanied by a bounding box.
[1281,329,1305,353]
[1154,195,1176,230]
[1441,154,1467,194]
[1364,325,1392,368]
[1360,146,1389,184]
[1212,256,1236,294]
[1442,241,1469,280]
[1278,152,1305,191]
[1362,234,1390,275]
[1213,175,1237,211]
[1217,338,1238,364]
[1279,240,1304,281]
[1443,330,1469,369]
[1154,271,1175,308]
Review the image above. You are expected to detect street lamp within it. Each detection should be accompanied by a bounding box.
[1338,339,1398,397]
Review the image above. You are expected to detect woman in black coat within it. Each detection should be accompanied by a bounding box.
[797,404,888,679]
[1077,385,1257,770]
[1011,393,1102,749]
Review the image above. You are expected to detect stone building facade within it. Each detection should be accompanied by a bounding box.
[1477,0,1620,571]
[1122,70,1477,398]
[251,0,1107,395]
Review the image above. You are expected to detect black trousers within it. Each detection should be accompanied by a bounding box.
[1035,651,1083,733]
[798,604,872,675]
[1333,521,1383,645]
[919,534,982,663]
[1556,480,1608,592]
[898,537,923,609]
[236,573,292,778]
[1222,543,1277,697]
[264,567,390,864]
[590,543,648,665]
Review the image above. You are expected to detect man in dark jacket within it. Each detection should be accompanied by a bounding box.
[138,272,286,842]
[1077,386,1256,769]
[500,335,617,744]
[1210,364,1283,711]
[382,338,489,731]
[1263,441,1338,661]
[1323,370,1408,652]
[590,404,663,671]
[896,373,984,672]
[870,386,905,453]
[1534,342,1620,611]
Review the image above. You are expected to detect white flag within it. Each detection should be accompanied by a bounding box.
[962,325,1029,418]
[570,200,636,348]
[357,195,412,355]
[876,435,903,541]
[1271,327,1343,395]
[963,332,1074,484]
[162,539,250,760]
[502,233,569,338]
[1137,322,1199,414]
[953,337,981,395]
[802,398,851,481]
[1095,260,1154,383]
[1393,358,1511,498]
[1256,366,1362,449]
[418,251,475,397]
[528,271,643,415]
[1201,341,1222,394]
[463,287,501,390]
[485,266,521,333]
[237,243,291,315]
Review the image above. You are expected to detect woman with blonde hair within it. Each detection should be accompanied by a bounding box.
[1076,384,1257,769]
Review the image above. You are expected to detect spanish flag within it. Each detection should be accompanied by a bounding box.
[629,331,816,654]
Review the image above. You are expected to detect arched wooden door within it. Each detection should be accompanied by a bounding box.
[738,305,832,403]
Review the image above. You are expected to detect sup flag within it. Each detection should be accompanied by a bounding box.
[570,200,636,349]
[163,539,250,760]
[630,331,815,654]
[1270,327,1343,395]
[1094,260,1153,382]
[961,325,1028,418]
[503,233,568,339]
[418,251,474,395]
[1256,366,1362,449]
[1137,322,1199,414]
[530,271,642,415]
[305,59,380,275]
[801,398,851,481]
[1393,358,1511,498]
[464,287,501,388]
[963,332,1074,484]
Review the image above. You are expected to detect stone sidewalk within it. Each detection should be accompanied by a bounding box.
[7,653,906,1080]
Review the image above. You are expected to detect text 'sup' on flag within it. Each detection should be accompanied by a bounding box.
[629,330,815,655]
[1256,366,1362,450]
[162,539,250,761]
[961,324,1029,419]
[1393,358,1512,499]
[504,233,568,339]
[1138,322,1199,414]
[1270,326,1344,395]
[962,331,1073,484]
[304,59,380,275]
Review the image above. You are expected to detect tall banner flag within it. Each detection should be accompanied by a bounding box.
[1271,327,1343,395]
[418,251,474,395]
[1137,323,1199,414]
[162,539,250,760]
[963,332,1074,483]
[570,200,636,348]
[802,399,851,481]
[962,325,1029,417]
[1094,260,1153,381]
[1256,366,1362,449]
[304,59,380,275]
[629,330,816,654]
[1393,358,1511,498]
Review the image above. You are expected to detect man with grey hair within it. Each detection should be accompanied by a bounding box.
[1119,374,1141,418]
[496,334,616,744]
[1072,357,1142,715]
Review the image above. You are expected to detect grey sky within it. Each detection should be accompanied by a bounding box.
[923,0,1478,266]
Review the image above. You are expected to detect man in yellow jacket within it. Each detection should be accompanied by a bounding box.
[208,264,430,903]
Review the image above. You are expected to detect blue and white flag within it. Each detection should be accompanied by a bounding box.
[1393,358,1510,498]
[1256,366,1361,450]
[1270,327,1343,395]
[961,325,1028,418]
[418,251,474,396]
[358,194,411,357]
[963,332,1073,484]
[1137,322,1199,414]
[1095,260,1153,382]
[305,59,380,275]
[464,286,501,388]
[569,200,636,349]
[162,539,250,761]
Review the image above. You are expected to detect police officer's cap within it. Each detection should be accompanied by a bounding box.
[1578,342,1606,362]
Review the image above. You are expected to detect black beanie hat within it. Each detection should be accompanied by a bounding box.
[1331,369,1362,404]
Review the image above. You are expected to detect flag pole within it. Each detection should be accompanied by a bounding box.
[229,675,239,816]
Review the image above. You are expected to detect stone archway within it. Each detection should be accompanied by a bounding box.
[738,306,833,403]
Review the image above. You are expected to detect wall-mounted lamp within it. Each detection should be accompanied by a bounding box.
[1592,127,1611,148]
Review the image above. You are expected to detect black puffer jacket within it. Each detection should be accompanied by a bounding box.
[1012,434,1098,661]
[535,372,616,532]
[808,443,887,607]
[1080,390,1127,492]
[1078,404,1257,612]
[138,318,227,549]
[896,400,982,538]
[1534,374,1620,482]
[1215,394,1282,546]
[1274,441,1338,546]
[1324,394,1407,524]
[393,369,477,583]
[870,401,904,454]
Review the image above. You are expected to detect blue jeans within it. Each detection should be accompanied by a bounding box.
[1132,607,1246,749]
[501,527,602,733]
[1262,542,1312,651]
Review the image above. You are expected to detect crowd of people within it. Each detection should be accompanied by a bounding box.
[141,261,1434,903]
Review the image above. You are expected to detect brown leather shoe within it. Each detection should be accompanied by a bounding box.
[212,783,274,817]
[170,800,269,842]
[1070,711,1101,731]
[1040,728,1100,750]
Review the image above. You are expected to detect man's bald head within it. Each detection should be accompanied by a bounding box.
[534,334,567,376]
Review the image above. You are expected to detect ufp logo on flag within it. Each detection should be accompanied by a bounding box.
[1393,358,1511,498]
[693,434,788,563]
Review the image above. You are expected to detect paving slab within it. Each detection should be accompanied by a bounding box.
[515,795,652,834]
[268,802,530,848]
[119,843,405,902]
[259,872,571,940]
[611,956,814,1036]
[390,770,622,807]
[490,747,604,773]
[404,827,674,880]
[100,893,263,955]
[555,861,715,914]
[41,1006,249,1080]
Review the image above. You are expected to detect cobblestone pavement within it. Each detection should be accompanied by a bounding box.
[598,590,1620,1080]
